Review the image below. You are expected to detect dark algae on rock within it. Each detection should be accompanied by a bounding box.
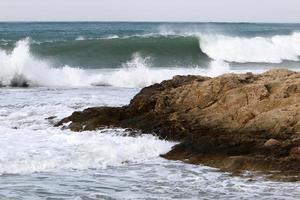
[56,69,300,180]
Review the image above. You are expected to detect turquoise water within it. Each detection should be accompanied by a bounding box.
[1,22,300,68]
[1,23,300,199]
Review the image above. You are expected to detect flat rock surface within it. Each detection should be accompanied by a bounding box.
[56,69,300,180]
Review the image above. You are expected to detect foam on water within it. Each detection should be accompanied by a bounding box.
[1,85,300,199]
[1,36,298,89]
[0,86,174,175]
[2,23,300,199]
[0,128,173,174]
[0,39,234,88]
[199,32,300,63]
[90,53,226,88]
[0,38,90,87]
[75,36,85,41]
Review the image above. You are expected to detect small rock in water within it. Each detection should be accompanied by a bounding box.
[10,74,29,87]
[45,116,57,120]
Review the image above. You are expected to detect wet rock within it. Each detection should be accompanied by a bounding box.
[290,147,300,159]
[56,69,300,178]
[10,74,29,87]
[45,116,57,120]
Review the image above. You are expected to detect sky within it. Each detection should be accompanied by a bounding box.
[1,0,300,23]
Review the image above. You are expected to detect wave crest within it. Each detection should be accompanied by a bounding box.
[3,39,273,88]
[199,33,300,63]
[0,39,221,88]
[0,38,91,87]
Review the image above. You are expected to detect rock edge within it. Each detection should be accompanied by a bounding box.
[56,69,300,180]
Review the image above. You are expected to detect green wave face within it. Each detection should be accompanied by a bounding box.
[30,36,210,68]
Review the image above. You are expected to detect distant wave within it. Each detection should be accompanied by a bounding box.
[6,32,292,69]
[30,35,209,68]
[3,32,300,88]
[0,39,91,87]
[199,32,300,63]
[0,39,234,88]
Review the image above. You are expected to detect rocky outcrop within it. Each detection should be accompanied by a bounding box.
[56,69,300,179]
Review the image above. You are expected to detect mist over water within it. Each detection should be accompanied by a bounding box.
[1,22,300,199]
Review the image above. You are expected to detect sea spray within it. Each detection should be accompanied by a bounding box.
[0,38,270,88]
[0,128,174,174]
[199,33,300,63]
[207,60,230,76]
[0,38,90,87]
[0,40,203,88]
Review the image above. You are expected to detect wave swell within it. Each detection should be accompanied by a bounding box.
[0,39,90,87]
[30,36,209,68]
[17,32,299,67]
[3,32,299,88]
[0,39,230,88]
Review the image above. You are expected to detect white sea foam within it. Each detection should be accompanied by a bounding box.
[103,34,119,39]
[75,36,85,41]
[91,53,207,88]
[207,60,231,76]
[0,76,300,199]
[0,39,234,88]
[0,128,173,174]
[0,86,173,174]
[199,32,300,63]
[0,38,91,87]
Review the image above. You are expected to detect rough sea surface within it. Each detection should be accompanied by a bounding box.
[1,22,300,199]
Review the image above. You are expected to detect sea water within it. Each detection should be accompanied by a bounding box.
[1,22,300,199]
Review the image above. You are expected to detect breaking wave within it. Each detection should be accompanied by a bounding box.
[4,33,299,88]
[0,39,233,88]
[199,32,300,63]
[18,32,300,68]
[0,39,90,87]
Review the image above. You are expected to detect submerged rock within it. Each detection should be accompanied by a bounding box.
[10,74,29,87]
[56,69,300,179]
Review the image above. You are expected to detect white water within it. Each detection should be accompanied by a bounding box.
[0,128,173,174]
[0,86,300,199]
[0,39,90,87]
[1,38,300,199]
[199,32,300,63]
[0,87,173,175]
[2,38,278,89]
[0,39,235,88]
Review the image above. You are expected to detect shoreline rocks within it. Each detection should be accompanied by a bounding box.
[56,69,300,180]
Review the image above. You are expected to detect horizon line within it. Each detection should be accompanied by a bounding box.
[0,20,300,24]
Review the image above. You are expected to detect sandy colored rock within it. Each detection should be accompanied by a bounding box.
[264,139,281,147]
[56,69,300,179]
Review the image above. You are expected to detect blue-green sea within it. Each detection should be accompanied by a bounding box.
[1,22,300,199]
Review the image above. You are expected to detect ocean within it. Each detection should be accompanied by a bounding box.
[1,22,300,199]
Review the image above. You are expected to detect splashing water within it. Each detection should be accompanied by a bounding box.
[199,33,300,63]
[0,39,234,88]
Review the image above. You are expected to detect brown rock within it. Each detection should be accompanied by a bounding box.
[264,139,281,147]
[55,69,300,179]
[290,147,300,158]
